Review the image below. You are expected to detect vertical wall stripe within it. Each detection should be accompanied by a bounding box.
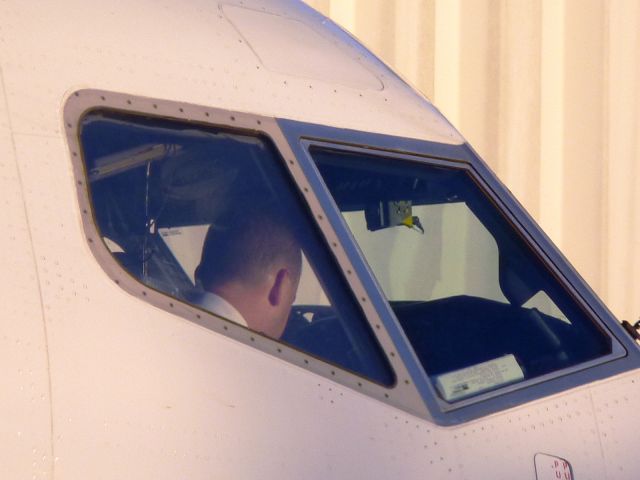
[606,0,640,319]
[562,0,605,293]
[458,0,500,171]
[329,0,357,32]
[497,0,542,219]
[633,74,640,324]
[433,0,461,126]
[353,0,397,66]
[394,2,424,90]
[540,0,565,248]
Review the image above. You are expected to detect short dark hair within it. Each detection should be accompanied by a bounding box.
[195,209,301,291]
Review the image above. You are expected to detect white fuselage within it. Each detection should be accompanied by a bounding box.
[0,1,638,479]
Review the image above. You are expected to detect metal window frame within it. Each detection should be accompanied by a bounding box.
[63,89,640,426]
[63,89,430,420]
[277,117,640,425]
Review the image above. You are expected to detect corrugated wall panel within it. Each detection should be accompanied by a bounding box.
[304,0,640,323]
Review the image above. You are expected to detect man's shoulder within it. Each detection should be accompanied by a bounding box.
[189,290,248,327]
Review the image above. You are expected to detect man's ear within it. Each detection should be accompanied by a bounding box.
[193,265,202,288]
[268,268,289,306]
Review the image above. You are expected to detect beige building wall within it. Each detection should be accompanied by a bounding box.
[305,0,640,323]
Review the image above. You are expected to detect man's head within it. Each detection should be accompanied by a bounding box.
[195,209,302,339]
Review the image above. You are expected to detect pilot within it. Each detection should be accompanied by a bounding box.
[193,209,302,339]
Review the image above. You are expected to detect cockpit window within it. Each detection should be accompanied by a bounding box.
[311,147,612,402]
[79,110,394,386]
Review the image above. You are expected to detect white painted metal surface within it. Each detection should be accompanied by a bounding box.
[0,63,53,480]
[0,1,638,479]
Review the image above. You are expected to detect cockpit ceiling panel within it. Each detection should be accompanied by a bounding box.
[0,0,464,145]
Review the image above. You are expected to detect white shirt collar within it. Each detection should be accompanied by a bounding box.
[196,291,247,327]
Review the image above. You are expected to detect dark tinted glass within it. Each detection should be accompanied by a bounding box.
[79,111,394,386]
[312,147,611,402]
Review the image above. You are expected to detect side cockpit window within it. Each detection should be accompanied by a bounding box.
[79,110,394,386]
[310,147,613,402]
